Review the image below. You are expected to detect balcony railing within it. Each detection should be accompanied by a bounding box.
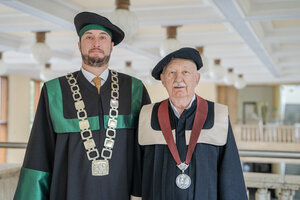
[234,125,300,152]
[1,127,300,200]
[0,142,27,149]
[244,172,300,200]
[235,124,300,143]
[1,164,299,200]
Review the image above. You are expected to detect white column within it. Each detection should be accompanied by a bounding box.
[272,162,286,198]
[247,189,249,199]
[0,164,21,200]
[278,189,295,200]
[7,74,31,163]
[255,188,270,200]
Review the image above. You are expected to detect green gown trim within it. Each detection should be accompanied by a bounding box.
[103,77,143,129]
[45,78,99,133]
[46,75,143,133]
[14,167,51,200]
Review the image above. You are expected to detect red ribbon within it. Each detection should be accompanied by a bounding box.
[158,95,208,165]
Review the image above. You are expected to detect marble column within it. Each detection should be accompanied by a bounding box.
[278,189,295,200]
[255,188,270,200]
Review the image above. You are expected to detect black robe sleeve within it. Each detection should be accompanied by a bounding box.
[131,85,150,197]
[218,119,248,200]
[141,85,151,107]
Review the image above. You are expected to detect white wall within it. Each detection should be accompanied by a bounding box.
[7,74,30,163]
[238,86,274,124]
[195,82,217,102]
[145,83,168,103]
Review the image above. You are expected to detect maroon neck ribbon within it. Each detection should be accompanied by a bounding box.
[158,95,208,165]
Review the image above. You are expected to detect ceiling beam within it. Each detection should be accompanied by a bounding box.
[212,0,280,77]
[0,15,58,32]
[0,33,21,51]
[245,13,300,21]
[119,43,161,61]
[0,0,75,29]
[136,7,226,26]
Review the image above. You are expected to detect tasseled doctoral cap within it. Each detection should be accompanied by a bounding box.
[152,47,203,80]
[74,11,125,45]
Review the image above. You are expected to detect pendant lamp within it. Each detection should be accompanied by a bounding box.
[224,68,237,85]
[109,0,139,43]
[234,74,247,89]
[31,32,52,64]
[160,26,182,57]
[208,59,226,80]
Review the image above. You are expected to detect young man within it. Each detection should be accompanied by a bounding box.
[133,47,248,200]
[14,11,150,200]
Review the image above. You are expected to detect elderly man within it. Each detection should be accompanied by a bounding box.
[14,12,150,200]
[133,47,247,200]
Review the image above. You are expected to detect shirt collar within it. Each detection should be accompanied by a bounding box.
[81,67,109,86]
[169,95,196,119]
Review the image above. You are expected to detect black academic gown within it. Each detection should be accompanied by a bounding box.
[134,99,248,200]
[14,70,151,200]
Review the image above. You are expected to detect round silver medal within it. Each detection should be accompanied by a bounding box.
[176,173,191,189]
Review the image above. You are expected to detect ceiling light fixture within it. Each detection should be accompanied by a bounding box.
[196,46,210,79]
[40,63,55,81]
[160,26,182,57]
[109,0,139,43]
[208,59,226,81]
[234,74,247,89]
[224,68,237,85]
[123,61,135,76]
[31,32,52,64]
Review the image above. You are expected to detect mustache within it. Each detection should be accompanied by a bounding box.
[89,48,104,54]
[173,82,186,87]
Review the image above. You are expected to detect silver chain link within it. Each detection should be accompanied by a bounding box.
[65,70,119,165]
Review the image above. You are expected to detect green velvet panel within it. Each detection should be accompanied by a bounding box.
[103,77,143,129]
[45,78,99,133]
[14,167,51,200]
[46,76,143,132]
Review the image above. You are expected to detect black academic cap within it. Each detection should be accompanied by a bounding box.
[152,47,203,80]
[74,11,125,45]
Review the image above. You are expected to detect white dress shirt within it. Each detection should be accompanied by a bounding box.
[81,67,109,86]
[169,95,196,118]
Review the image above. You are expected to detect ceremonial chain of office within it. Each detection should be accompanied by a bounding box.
[66,70,119,176]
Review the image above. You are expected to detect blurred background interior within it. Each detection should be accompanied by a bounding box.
[0,0,300,199]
